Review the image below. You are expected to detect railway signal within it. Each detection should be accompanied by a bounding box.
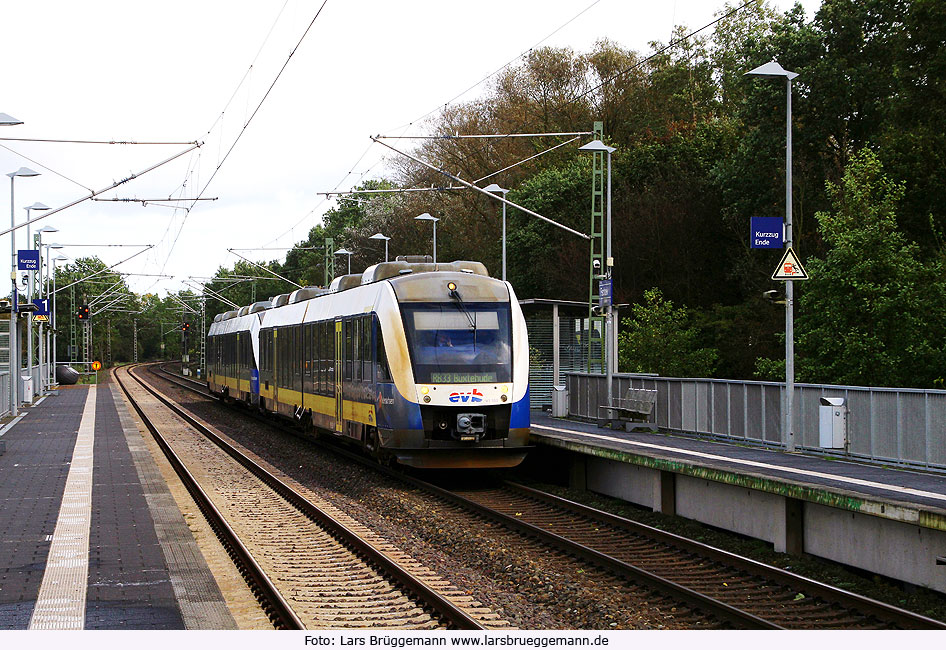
[76,304,90,321]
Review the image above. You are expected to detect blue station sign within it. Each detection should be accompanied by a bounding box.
[598,279,612,308]
[750,217,784,249]
[32,298,49,316]
[17,249,39,270]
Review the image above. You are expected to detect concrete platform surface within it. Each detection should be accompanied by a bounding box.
[0,384,235,630]
[530,413,946,593]
[531,411,946,525]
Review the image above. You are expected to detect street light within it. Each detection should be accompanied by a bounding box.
[37,228,59,393]
[484,184,509,281]
[0,113,23,126]
[745,59,799,452]
[368,233,391,262]
[414,213,439,263]
[335,247,353,275]
[7,167,40,415]
[51,254,68,386]
[578,139,617,417]
[23,206,50,393]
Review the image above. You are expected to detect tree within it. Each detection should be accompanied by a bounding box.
[618,288,718,377]
[789,149,946,387]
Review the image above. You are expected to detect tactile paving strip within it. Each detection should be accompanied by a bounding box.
[28,387,96,629]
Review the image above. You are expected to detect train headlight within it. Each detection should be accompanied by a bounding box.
[423,395,431,403]
[420,386,429,395]
[447,282,457,291]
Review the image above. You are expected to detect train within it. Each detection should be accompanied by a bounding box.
[205,259,531,469]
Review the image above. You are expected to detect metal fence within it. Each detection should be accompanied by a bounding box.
[566,372,946,471]
[0,371,9,419]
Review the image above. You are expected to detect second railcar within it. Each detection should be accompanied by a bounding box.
[207,259,531,469]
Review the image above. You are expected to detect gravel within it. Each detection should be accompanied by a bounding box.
[146,371,714,629]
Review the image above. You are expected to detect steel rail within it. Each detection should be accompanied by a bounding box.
[155,363,946,628]
[133,364,487,630]
[147,365,781,627]
[114,365,304,630]
[387,471,780,629]
[503,481,946,630]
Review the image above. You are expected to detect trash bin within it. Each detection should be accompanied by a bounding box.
[819,397,847,449]
[551,385,567,417]
[20,375,33,404]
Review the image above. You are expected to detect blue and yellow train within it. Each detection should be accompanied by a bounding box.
[206,260,531,468]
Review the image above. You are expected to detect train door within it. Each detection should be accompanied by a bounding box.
[334,319,343,432]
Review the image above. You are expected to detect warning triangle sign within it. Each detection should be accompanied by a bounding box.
[771,247,809,281]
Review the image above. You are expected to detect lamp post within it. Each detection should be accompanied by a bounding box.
[335,248,353,275]
[24,206,50,393]
[7,167,40,415]
[414,213,439,263]
[578,140,617,415]
[746,59,799,452]
[51,255,68,386]
[368,233,390,262]
[0,113,23,126]
[484,184,509,281]
[37,228,59,393]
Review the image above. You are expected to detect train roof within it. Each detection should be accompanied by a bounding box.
[210,260,495,322]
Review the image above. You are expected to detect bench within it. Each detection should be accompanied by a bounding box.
[598,388,658,432]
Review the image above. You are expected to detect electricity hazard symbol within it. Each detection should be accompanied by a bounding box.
[771,247,809,281]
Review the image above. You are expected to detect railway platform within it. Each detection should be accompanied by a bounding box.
[0,382,235,630]
[527,411,946,595]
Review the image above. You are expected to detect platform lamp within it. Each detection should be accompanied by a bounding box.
[578,139,617,417]
[334,248,353,275]
[37,230,60,393]
[483,184,509,281]
[369,233,390,262]
[414,213,438,263]
[7,167,40,416]
[22,207,50,393]
[745,59,799,452]
[51,254,68,387]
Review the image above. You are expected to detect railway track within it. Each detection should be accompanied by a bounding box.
[147,362,946,629]
[422,480,946,629]
[117,364,504,630]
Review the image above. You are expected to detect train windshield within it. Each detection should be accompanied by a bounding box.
[401,302,512,384]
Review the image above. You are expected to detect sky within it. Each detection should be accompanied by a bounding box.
[1,0,821,297]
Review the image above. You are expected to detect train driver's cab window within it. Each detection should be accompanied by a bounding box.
[400,302,512,384]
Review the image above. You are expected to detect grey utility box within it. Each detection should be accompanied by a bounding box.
[551,385,568,417]
[819,397,847,449]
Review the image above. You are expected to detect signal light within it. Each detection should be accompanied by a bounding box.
[181,322,190,333]
[76,304,90,320]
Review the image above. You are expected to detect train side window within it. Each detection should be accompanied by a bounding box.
[375,316,391,383]
[318,321,325,393]
[323,320,331,392]
[353,318,361,382]
[314,321,322,393]
[326,321,335,391]
[302,324,308,379]
[292,325,302,390]
[364,317,370,381]
[344,319,352,381]
[279,328,285,388]
[309,323,316,389]
[288,327,294,389]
